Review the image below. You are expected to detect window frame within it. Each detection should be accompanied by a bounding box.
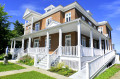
[46,17,52,27]
[65,12,71,22]
[82,36,86,47]
[35,22,40,31]
[65,34,71,46]
[34,39,39,47]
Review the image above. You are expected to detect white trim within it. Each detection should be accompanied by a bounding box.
[33,39,39,47]
[65,34,71,46]
[35,22,40,31]
[46,17,52,27]
[65,12,71,22]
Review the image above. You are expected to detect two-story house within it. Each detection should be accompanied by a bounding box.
[10,2,115,79]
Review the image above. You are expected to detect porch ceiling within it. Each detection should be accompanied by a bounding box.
[14,18,108,41]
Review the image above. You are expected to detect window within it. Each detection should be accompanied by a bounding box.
[88,21,92,26]
[35,22,40,31]
[82,16,85,21]
[98,27,103,34]
[94,41,97,48]
[45,36,51,49]
[89,39,91,47]
[82,36,86,47]
[46,17,52,27]
[65,12,71,22]
[65,35,71,46]
[34,39,39,47]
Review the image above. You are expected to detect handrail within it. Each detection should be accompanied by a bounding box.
[50,48,59,66]
[86,50,115,79]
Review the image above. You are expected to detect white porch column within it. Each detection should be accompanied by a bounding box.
[59,28,62,56]
[90,30,94,56]
[28,37,31,48]
[28,37,31,53]
[46,31,50,69]
[11,40,13,49]
[105,39,107,54]
[14,40,16,48]
[24,21,26,35]
[99,36,102,49]
[22,38,24,49]
[77,21,81,70]
[31,17,33,33]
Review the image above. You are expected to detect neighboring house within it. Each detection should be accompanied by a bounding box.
[10,1,116,79]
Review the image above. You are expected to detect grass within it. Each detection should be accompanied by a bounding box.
[0,71,56,79]
[0,62,25,72]
[95,64,120,79]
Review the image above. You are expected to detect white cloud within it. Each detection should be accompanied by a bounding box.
[100,0,120,18]
[116,26,120,31]
[21,4,40,11]
[8,4,44,16]
[8,10,22,16]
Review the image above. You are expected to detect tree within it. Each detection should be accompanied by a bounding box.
[13,20,24,37]
[11,20,24,48]
[0,4,11,54]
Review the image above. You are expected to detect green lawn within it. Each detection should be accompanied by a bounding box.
[95,64,120,79]
[0,71,56,79]
[0,62,25,72]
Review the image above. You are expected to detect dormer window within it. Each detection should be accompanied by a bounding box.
[44,5,55,13]
[88,21,92,26]
[82,16,85,21]
[46,17,52,27]
[65,12,71,22]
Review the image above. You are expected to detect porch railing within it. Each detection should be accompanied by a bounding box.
[28,47,46,54]
[62,46,78,56]
[86,50,115,79]
[94,48,104,56]
[81,46,92,56]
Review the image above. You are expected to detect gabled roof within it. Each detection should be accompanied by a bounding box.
[98,21,113,31]
[23,8,42,19]
[47,20,61,28]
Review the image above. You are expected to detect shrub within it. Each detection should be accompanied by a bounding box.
[18,55,34,66]
[48,62,76,77]
[0,53,12,60]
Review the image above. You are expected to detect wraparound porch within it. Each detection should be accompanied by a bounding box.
[10,18,111,70]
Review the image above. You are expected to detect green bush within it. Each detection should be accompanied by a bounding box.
[49,62,76,77]
[18,55,34,66]
[0,53,12,60]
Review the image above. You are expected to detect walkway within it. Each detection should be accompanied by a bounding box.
[0,60,70,79]
[110,70,120,79]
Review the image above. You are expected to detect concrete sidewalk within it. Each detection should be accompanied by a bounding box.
[0,60,70,79]
[110,70,120,79]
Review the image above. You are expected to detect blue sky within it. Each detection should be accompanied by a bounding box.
[1,0,120,53]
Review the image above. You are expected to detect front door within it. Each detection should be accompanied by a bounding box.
[34,39,39,47]
[65,35,71,46]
